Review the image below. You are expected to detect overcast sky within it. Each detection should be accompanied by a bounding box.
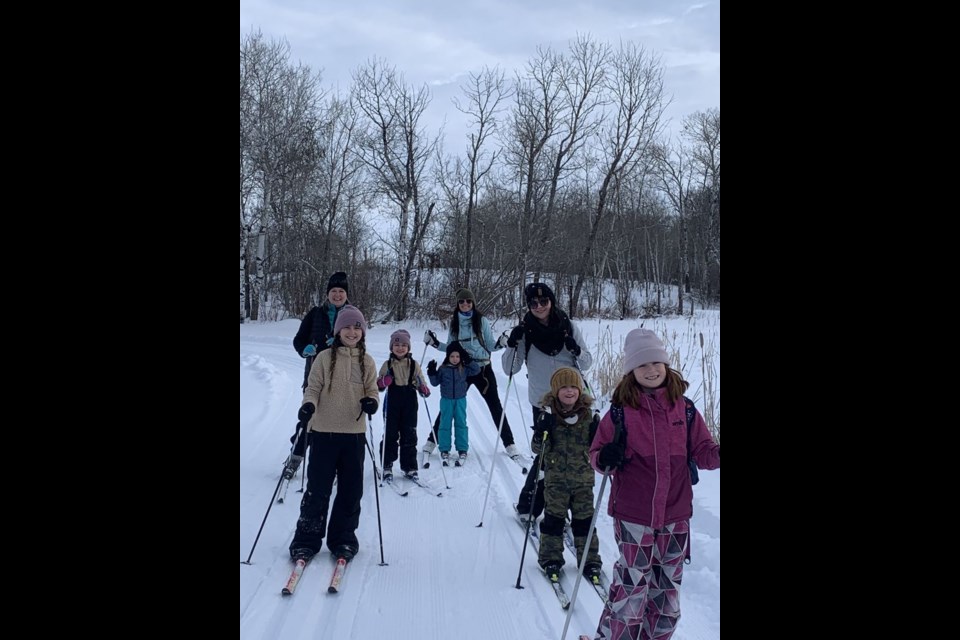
[240,0,720,146]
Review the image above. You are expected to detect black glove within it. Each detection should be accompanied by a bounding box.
[496,330,510,349]
[535,411,556,439]
[563,335,581,356]
[427,360,438,376]
[360,397,378,416]
[298,402,316,422]
[598,442,625,469]
[507,325,525,349]
[424,330,439,348]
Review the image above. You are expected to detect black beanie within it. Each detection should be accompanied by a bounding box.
[327,271,349,294]
[445,341,468,363]
[524,282,556,306]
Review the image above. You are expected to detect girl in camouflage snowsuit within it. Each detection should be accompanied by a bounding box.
[533,367,602,579]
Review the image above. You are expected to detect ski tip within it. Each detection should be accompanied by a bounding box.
[435,492,443,497]
[277,497,285,503]
[281,588,293,596]
[327,586,338,594]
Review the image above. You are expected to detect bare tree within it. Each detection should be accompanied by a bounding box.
[570,43,666,316]
[540,35,609,257]
[452,66,510,287]
[683,109,720,272]
[240,32,323,320]
[503,46,562,288]
[352,58,440,320]
[651,138,694,314]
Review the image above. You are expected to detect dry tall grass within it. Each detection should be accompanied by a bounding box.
[585,314,720,444]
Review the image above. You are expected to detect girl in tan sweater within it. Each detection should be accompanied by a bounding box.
[289,305,379,563]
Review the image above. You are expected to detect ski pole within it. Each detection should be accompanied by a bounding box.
[514,429,549,589]
[419,342,437,469]
[296,421,309,494]
[572,353,603,424]
[421,396,450,489]
[365,416,388,566]
[512,381,532,455]
[380,393,388,485]
[560,467,611,639]
[560,414,623,640]
[241,469,286,565]
[476,346,520,527]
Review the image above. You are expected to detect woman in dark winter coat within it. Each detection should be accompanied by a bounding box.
[285,271,350,478]
[423,288,521,461]
[293,271,351,388]
[586,329,720,640]
[500,282,593,518]
[289,305,379,563]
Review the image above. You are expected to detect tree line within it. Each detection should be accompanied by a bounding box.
[241,31,720,324]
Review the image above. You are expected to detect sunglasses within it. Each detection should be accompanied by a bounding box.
[458,299,473,305]
[528,297,550,309]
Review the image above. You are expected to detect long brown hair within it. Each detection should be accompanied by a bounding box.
[611,366,688,409]
[325,335,368,393]
[450,306,487,351]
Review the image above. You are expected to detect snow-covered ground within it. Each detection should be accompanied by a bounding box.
[240,313,720,639]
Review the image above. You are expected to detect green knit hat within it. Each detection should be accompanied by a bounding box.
[455,288,475,302]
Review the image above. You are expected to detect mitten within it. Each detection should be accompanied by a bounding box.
[427,360,438,376]
[376,374,394,391]
[297,402,316,423]
[360,397,379,416]
[496,330,510,349]
[302,344,317,357]
[424,330,439,348]
[417,380,431,398]
[507,325,524,348]
[598,442,625,469]
[563,335,581,356]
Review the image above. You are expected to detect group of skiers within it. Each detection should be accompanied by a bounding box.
[281,271,720,640]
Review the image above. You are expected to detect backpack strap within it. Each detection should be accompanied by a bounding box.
[683,396,699,486]
[611,403,626,445]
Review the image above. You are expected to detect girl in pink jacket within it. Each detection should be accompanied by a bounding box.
[586,329,719,640]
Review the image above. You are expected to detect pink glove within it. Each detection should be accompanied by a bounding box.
[377,374,394,391]
[418,382,431,398]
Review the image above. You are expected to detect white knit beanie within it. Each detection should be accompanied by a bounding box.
[622,329,670,374]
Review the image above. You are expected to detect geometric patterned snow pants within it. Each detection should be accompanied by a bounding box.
[591,519,689,640]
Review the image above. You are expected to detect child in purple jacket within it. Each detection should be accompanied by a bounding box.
[586,329,720,640]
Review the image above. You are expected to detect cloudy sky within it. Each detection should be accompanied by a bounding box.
[240,0,720,146]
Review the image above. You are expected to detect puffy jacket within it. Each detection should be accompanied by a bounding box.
[590,386,719,529]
